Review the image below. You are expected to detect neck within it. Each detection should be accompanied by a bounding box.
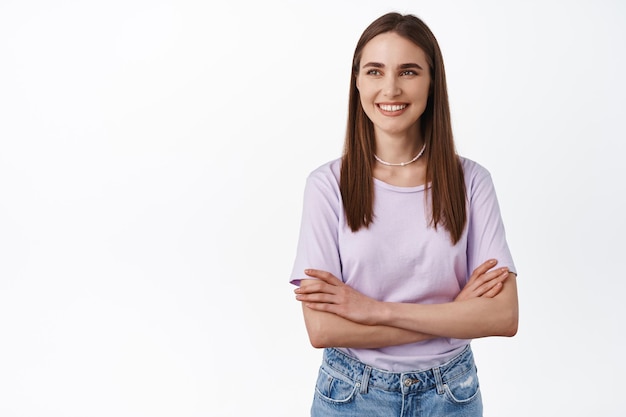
[374,138,425,166]
[373,125,424,161]
[374,142,426,167]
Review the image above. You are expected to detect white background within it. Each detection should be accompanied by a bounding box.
[1,0,624,416]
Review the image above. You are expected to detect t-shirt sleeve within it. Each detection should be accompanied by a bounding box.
[289,168,343,287]
[465,162,517,281]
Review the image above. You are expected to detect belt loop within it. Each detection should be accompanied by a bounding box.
[360,365,372,394]
[433,367,445,395]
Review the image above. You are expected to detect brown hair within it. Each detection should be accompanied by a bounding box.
[340,12,467,244]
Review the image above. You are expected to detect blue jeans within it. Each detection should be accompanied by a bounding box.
[311,345,483,417]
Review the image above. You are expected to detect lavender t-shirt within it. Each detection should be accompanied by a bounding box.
[290,156,516,372]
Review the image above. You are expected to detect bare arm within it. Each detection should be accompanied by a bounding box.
[300,278,435,349]
[377,273,518,339]
[296,259,511,347]
[298,270,517,340]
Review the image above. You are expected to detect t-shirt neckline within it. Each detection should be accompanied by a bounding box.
[373,177,428,193]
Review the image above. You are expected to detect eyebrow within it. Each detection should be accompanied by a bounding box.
[362,62,424,70]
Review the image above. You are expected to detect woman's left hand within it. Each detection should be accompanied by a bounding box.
[295,269,381,325]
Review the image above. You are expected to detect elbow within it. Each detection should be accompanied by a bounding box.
[501,322,518,338]
[483,301,518,337]
[309,334,328,349]
[305,317,331,348]
[499,308,519,337]
[308,328,333,349]
[303,305,340,348]
[491,283,519,337]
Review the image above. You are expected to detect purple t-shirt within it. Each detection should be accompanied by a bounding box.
[290,156,516,372]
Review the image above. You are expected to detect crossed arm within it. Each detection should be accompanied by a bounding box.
[294,259,518,349]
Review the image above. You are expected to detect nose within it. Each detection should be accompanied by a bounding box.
[383,76,401,97]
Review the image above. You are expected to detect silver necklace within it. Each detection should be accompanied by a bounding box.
[374,143,426,167]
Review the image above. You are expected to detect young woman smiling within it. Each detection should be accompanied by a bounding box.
[290,12,518,417]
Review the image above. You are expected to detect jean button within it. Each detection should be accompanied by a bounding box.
[404,378,419,387]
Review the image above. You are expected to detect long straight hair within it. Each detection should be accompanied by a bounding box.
[340,12,467,244]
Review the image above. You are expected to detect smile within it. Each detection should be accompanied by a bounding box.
[378,104,407,112]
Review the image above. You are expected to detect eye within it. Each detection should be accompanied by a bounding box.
[400,70,417,76]
[366,69,382,76]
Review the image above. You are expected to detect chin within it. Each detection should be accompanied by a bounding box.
[375,122,418,137]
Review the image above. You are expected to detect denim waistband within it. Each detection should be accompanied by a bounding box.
[322,345,476,394]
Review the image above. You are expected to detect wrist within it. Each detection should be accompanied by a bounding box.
[374,301,393,326]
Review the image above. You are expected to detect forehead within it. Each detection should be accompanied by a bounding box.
[360,32,428,66]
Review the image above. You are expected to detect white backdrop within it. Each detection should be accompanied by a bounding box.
[1,1,624,416]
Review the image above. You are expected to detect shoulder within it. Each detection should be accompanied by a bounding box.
[458,155,504,210]
[459,155,499,197]
[459,155,491,180]
[299,157,343,204]
[306,157,342,188]
[459,155,494,188]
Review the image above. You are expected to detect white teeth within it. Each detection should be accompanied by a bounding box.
[379,104,407,112]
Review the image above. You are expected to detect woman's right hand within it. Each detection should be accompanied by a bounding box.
[455,259,510,302]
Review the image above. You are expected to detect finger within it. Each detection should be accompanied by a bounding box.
[475,270,509,296]
[470,266,509,290]
[461,268,505,298]
[295,281,334,294]
[304,301,339,315]
[469,259,498,281]
[482,282,503,298]
[296,293,337,304]
[304,269,343,285]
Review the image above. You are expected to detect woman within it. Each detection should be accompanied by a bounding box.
[290,12,518,416]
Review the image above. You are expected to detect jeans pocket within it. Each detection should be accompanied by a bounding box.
[443,366,481,404]
[314,365,359,405]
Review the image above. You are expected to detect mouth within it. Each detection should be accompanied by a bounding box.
[377,103,408,113]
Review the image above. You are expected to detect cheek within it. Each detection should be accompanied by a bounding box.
[357,89,372,109]
[411,84,431,103]
[359,91,376,115]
